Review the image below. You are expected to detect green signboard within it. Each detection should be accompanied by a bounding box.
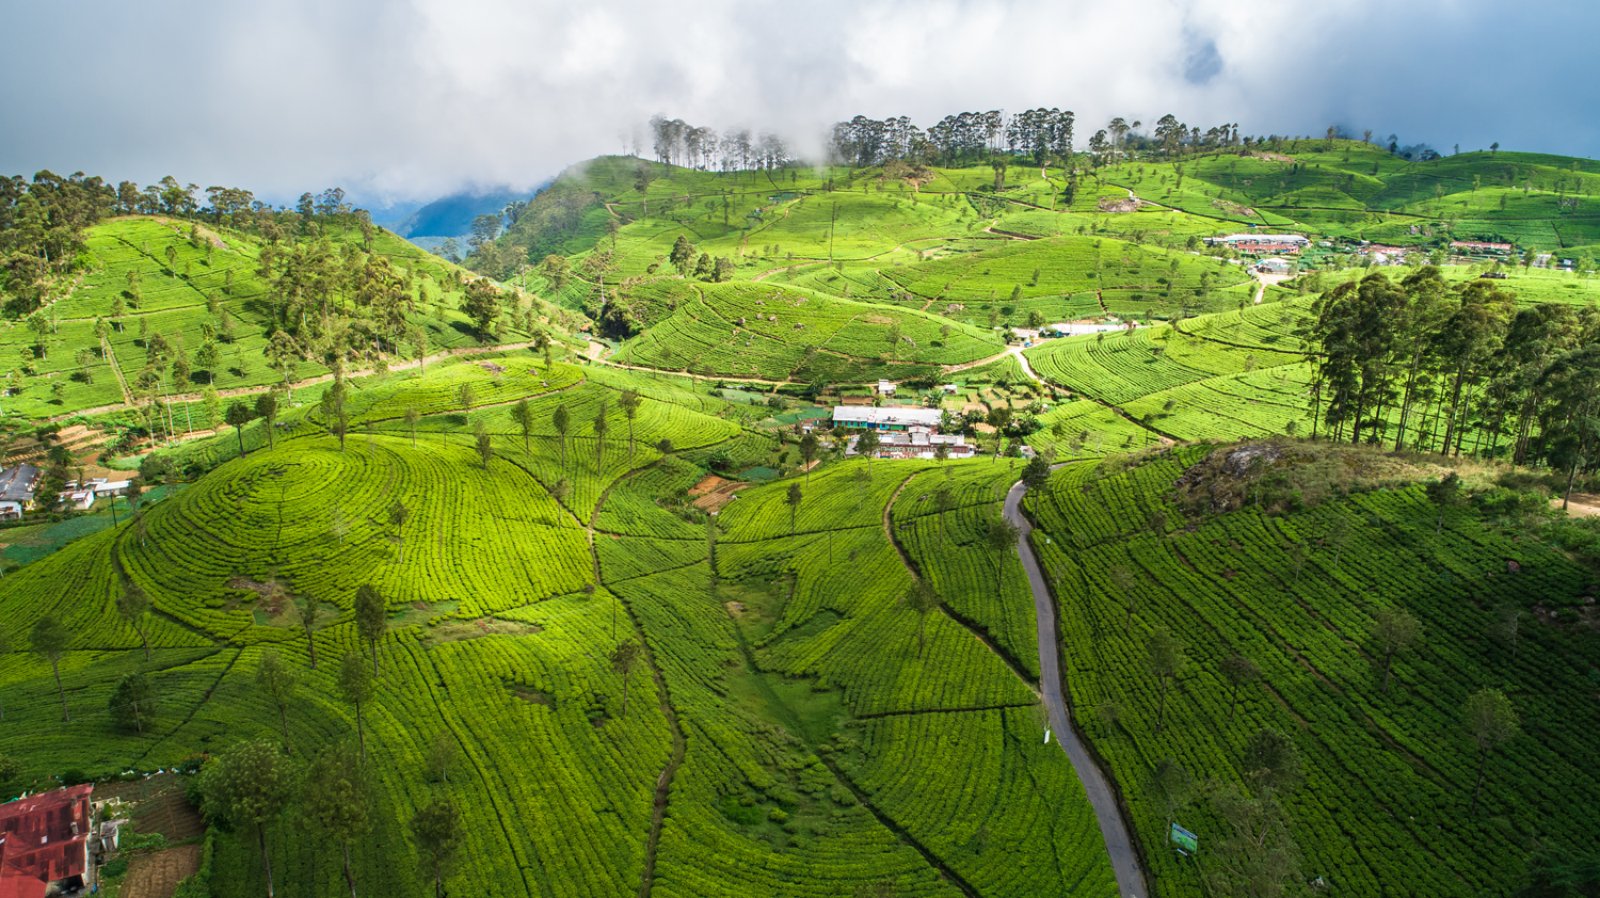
[1170,822,1198,856]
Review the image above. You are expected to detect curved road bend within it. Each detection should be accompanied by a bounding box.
[1003,479,1148,898]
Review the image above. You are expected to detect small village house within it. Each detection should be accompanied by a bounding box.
[832,406,944,432]
[0,465,40,521]
[0,785,98,898]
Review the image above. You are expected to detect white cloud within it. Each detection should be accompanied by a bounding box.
[1,0,1595,205]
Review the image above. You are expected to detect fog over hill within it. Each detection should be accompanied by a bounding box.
[3,0,1599,203]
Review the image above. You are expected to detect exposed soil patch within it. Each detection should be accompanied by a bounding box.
[120,844,202,898]
[1213,199,1258,217]
[689,474,749,513]
[724,600,747,618]
[1555,493,1600,518]
[1098,196,1144,213]
[425,616,541,645]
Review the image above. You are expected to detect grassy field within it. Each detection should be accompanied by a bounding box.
[0,356,1125,898]
[0,216,533,422]
[6,139,1600,898]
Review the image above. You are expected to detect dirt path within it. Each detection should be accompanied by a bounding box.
[1556,493,1600,518]
[101,333,134,406]
[1004,477,1148,898]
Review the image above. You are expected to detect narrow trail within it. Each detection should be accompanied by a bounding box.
[589,464,689,898]
[101,333,133,406]
[1003,478,1148,898]
[50,337,546,423]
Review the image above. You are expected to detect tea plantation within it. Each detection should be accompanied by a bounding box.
[5,137,1600,897]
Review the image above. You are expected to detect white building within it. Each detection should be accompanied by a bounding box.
[1044,321,1132,337]
[832,406,944,431]
[876,380,897,396]
[872,430,975,460]
[0,463,40,520]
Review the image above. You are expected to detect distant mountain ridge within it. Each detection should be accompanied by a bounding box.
[389,186,541,240]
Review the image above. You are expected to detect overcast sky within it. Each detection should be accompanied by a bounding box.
[3,0,1596,207]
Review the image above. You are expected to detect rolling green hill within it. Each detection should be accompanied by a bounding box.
[4,135,1600,898]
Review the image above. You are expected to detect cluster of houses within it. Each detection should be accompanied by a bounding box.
[0,785,123,898]
[831,406,976,461]
[1205,233,1310,255]
[0,464,131,521]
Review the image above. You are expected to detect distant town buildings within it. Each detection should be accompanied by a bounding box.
[0,465,39,521]
[0,467,130,520]
[0,784,117,898]
[832,406,944,431]
[1449,240,1513,255]
[1206,234,1309,254]
[832,406,972,460]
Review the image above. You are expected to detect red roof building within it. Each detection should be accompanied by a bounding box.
[0,785,93,898]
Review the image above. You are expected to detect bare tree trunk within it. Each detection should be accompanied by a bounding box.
[259,825,276,898]
[342,840,358,898]
[51,661,68,722]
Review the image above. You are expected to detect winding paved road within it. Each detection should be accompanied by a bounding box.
[1004,479,1148,898]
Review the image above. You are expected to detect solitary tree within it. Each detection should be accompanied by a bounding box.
[254,392,279,451]
[799,432,819,483]
[982,515,1019,602]
[338,653,374,764]
[117,581,152,660]
[225,400,254,459]
[1464,687,1519,811]
[1220,652,1261,722]
[1242,728,1301,795]
[30,615,70,722]
[474,421,493,469]
[1146,627,1185,733]
[256,650,297,752]
[593,403,609,470]
[510,398,534,452]
[411,798,463,898]
[1425,472,1463,532]
[1150,757,1193,830]
[425,732,458,784]
[302,745,369,898]
[109,672,157,734]
[1111,564,1138,626]
[934,486,955,537]
[902,578,939,654]
[611,638,641,716]
[404,408,421,447]
[786,482,803,534]
[1021,454,1050,489]
[389,501,409,563]
[618,389,642,461]
[1207,782,1300,898]
[553,404,571,469]
[459,279,501,339]
[1372,607,1422,693]
[299,594,320,670]
[457,382,476,415]
[855,429,880,470]
[197,739,299,898]
[354,585,386,677]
